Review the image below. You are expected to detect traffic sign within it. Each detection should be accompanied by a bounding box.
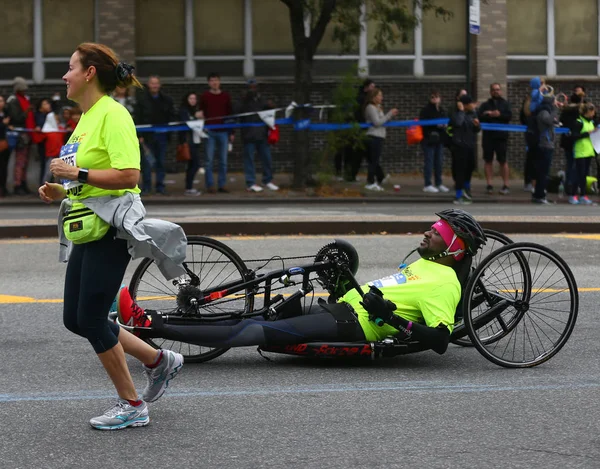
[469,0,481,35]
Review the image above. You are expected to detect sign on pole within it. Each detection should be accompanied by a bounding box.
[469,0,481,35]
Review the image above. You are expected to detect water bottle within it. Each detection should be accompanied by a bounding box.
[558,182,565,199]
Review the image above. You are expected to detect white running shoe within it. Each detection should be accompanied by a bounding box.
[266,182,279,191]
[437,184,450,193]
[142,350,184,403]
[90,399,149,430]
[184,189,201,196]
[365,183,384,191]
[381,174,392,184]
[423,185,439,193]
[247,184,263,192]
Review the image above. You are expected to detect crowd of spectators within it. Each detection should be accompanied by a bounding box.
[0,73,597,204]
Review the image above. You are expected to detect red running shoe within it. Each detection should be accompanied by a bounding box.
[117,286,152,330]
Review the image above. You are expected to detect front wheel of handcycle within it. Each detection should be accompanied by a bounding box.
[463,242,578,368]
[128,236,255,363]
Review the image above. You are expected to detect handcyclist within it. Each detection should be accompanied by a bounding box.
[38,43,184,430]
[118,210,486,355]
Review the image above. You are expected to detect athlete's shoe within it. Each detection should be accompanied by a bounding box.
[90,399,149,430]
[117,286,152,330]
[142,350,184,403]
[580,196,594,205]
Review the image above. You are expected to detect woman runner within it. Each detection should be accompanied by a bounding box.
[39,43,183,430]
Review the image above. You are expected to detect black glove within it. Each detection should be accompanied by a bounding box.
[360,286,397,324]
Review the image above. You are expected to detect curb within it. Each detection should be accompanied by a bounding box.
[2,219,599,239]
[0,195,549,207]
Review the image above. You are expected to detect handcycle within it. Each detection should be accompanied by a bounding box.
[117,230,579,369]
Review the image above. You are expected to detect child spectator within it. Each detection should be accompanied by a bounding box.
[529,76,546,114]
[569,102,598,205]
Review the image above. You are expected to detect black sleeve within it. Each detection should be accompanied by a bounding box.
[477,101,491,122]
[385,314,450,354]
[570,119,590,141]
[499,101,512,123]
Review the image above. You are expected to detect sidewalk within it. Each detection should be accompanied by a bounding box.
[0,171,567,206]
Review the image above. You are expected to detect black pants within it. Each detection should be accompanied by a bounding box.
[575,157,593,197]
[366,136,385,184]
[185,142,201,190]
[156,304,366,349]
[37,142,46,187]
[533,148,554,200]
[451,145,475,190]
[0,148,10,195]
[63,228,131,353]
[524,145,538,185]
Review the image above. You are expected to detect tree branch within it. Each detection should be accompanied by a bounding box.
[308,0,337,57]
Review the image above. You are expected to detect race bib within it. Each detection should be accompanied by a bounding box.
[59,143,82,191]
[368,272,407,289]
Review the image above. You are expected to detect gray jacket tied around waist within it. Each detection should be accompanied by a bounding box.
[58,192,187,280]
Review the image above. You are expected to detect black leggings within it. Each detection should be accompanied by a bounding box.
[366,136,385,184]
[451,145,475,190]
[575,157,592,197]
[63,228,131,353]
[156,304,366,348]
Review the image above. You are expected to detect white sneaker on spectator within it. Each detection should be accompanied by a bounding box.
[184,189,201,196]
[437,185,450,193]
[247,184,263,192]
[523,183,533,192]
[423,185,439,193]
[266,182,279,191]
[381,174,392,185]
[365,183,384,191]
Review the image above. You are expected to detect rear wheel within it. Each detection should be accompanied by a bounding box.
[129,236,254,363]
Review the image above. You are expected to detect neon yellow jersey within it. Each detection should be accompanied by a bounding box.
[59,95,141,200]
[340,258,461,341]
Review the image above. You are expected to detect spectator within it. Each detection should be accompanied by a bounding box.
[363,87,398,191]
[0,96,10,197]
[419,90,449,193]
[519,93,537,192]
[572,85,587,103]
[67,105,82,131]
[34,98,52,187]
[478,83,513,195]
[559,91,584,197]
[449,95,480,205]
[199,72,234,193]
[532,90,559,204]
[569,102,597,205]
[40,110,64,183]
[344,79,376,182]
[112,85,136,114]
[236,79,278,193]
[178,92,203,196]
[135,75,176,195]
[6,76,35,195]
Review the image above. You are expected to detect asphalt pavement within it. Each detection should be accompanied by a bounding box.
[1,234,600,468]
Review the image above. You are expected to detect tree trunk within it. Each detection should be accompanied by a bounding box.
[292,48,313,189]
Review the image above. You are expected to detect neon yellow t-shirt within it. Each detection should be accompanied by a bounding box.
[59,95,141,199]
[340,258,461,341]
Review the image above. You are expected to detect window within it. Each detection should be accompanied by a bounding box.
[253,0,293,54]
[194,0,244,55]
[136,0,185,56]
[555,0,598,56]
[422,0,466,55]
[0,0,34,57]
[43,0,95,57]
[366,0,414,54]
[507,0,547,55]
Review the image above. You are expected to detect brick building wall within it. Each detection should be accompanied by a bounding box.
[96,0,136,64]
[1,78,595,179]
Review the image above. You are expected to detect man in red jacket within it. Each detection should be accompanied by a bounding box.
[6,77,35,195]
[199,72,234,193]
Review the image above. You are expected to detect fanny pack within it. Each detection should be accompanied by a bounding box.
[63,202,110,244]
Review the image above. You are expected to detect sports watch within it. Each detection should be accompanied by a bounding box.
[77,168,89,183]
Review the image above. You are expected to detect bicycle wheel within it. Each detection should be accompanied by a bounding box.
[451,229,515,347]
[129,236,255,363]
[463,242,578,368]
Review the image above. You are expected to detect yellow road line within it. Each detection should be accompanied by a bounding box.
[553,234,600,240]
[0,292,330,304]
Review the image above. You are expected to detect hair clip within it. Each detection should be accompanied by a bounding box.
[116,62,135,81]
